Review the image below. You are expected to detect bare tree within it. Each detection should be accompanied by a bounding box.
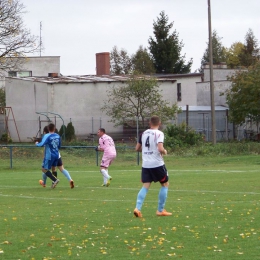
[0,0,39,74]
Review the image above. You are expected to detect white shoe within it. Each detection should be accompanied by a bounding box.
[51,179,60,189]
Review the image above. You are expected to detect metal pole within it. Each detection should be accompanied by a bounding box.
[186,105,189,131]
[225,109,228,141]
[10,146,13,169]
[208,0,216,144]
[96,150,99,166]
[136,116,139,165]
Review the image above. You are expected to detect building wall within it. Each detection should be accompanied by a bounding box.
[203,68,237,82]
[23,56,60,76]
[175,75,200,106]
[5,79,177,142]
[1,56,60,77]
[5,79,49,141]
[0,56,60,96]
[196,81,231,106]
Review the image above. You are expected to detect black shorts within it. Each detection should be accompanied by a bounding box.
[56,157,63,167]
[141,165,168,183]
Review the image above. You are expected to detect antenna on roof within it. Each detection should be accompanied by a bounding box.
[40,21,42,57]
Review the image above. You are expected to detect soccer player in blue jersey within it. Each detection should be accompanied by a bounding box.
[133,115,172,217]
[39,126,74,188]
[35,123,60,189]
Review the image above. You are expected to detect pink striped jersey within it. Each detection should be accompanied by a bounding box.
[99,134,116,156]
[139,129,165,168]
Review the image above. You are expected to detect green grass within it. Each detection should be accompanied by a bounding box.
[1,154,260,259]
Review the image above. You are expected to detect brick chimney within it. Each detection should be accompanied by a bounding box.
[48,73,59,78]
[96,52,110,75]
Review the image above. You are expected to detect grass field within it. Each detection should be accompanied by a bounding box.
[1,153,260,259]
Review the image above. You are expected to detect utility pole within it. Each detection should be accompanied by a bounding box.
[208,0,216,144]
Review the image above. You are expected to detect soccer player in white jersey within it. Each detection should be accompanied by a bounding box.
[134,115,172,217]
[96,128,116,186]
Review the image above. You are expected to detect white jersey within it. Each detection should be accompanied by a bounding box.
[139,128,165,168]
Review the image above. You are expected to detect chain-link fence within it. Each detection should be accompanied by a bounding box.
[1,112,256,144]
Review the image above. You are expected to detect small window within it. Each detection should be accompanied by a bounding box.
[17,71,32,77]
[8,71,32,77]
[177,83,182,101]
[8,71,17,77]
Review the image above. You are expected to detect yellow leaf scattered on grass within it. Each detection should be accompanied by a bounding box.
[1,241,12,245]
[237,252,244,255]
[27,246,36,250]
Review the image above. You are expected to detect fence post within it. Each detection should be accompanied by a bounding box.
[10,146,13,169]
[225,109,229,141]
[186,105,189,131]
[96,150,99,166]
[136,116,139,165]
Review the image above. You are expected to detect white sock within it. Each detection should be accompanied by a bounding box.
[100,169,109,184]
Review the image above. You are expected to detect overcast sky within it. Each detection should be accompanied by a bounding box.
[21,0,260,75]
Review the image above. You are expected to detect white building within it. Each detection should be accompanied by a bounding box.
[5,54,242,142]
[0,56,60,87]
[5,75,186,142]
[0,56,60,139]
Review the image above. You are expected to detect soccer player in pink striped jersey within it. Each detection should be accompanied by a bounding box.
[96,128,117,186]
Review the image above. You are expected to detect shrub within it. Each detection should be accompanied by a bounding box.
[0,133,12,143]
[59,124,67,140]
[164,123,203,150]
[65,122,75,142]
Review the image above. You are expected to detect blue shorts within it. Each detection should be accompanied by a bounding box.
[141,165,168,183]
[42,158,59,170]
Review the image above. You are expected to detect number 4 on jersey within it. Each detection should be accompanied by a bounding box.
[145,136,150,149]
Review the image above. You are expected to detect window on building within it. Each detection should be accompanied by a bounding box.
[177,83,182,101]
[8,71,32,77]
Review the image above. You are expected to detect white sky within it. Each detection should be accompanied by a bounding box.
[21,0,260,75]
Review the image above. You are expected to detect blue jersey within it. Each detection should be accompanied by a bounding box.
[36,133,61,160]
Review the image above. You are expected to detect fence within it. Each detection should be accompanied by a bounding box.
[1,113,256,144]
[177,109,234,141]
[0,145,138,169]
